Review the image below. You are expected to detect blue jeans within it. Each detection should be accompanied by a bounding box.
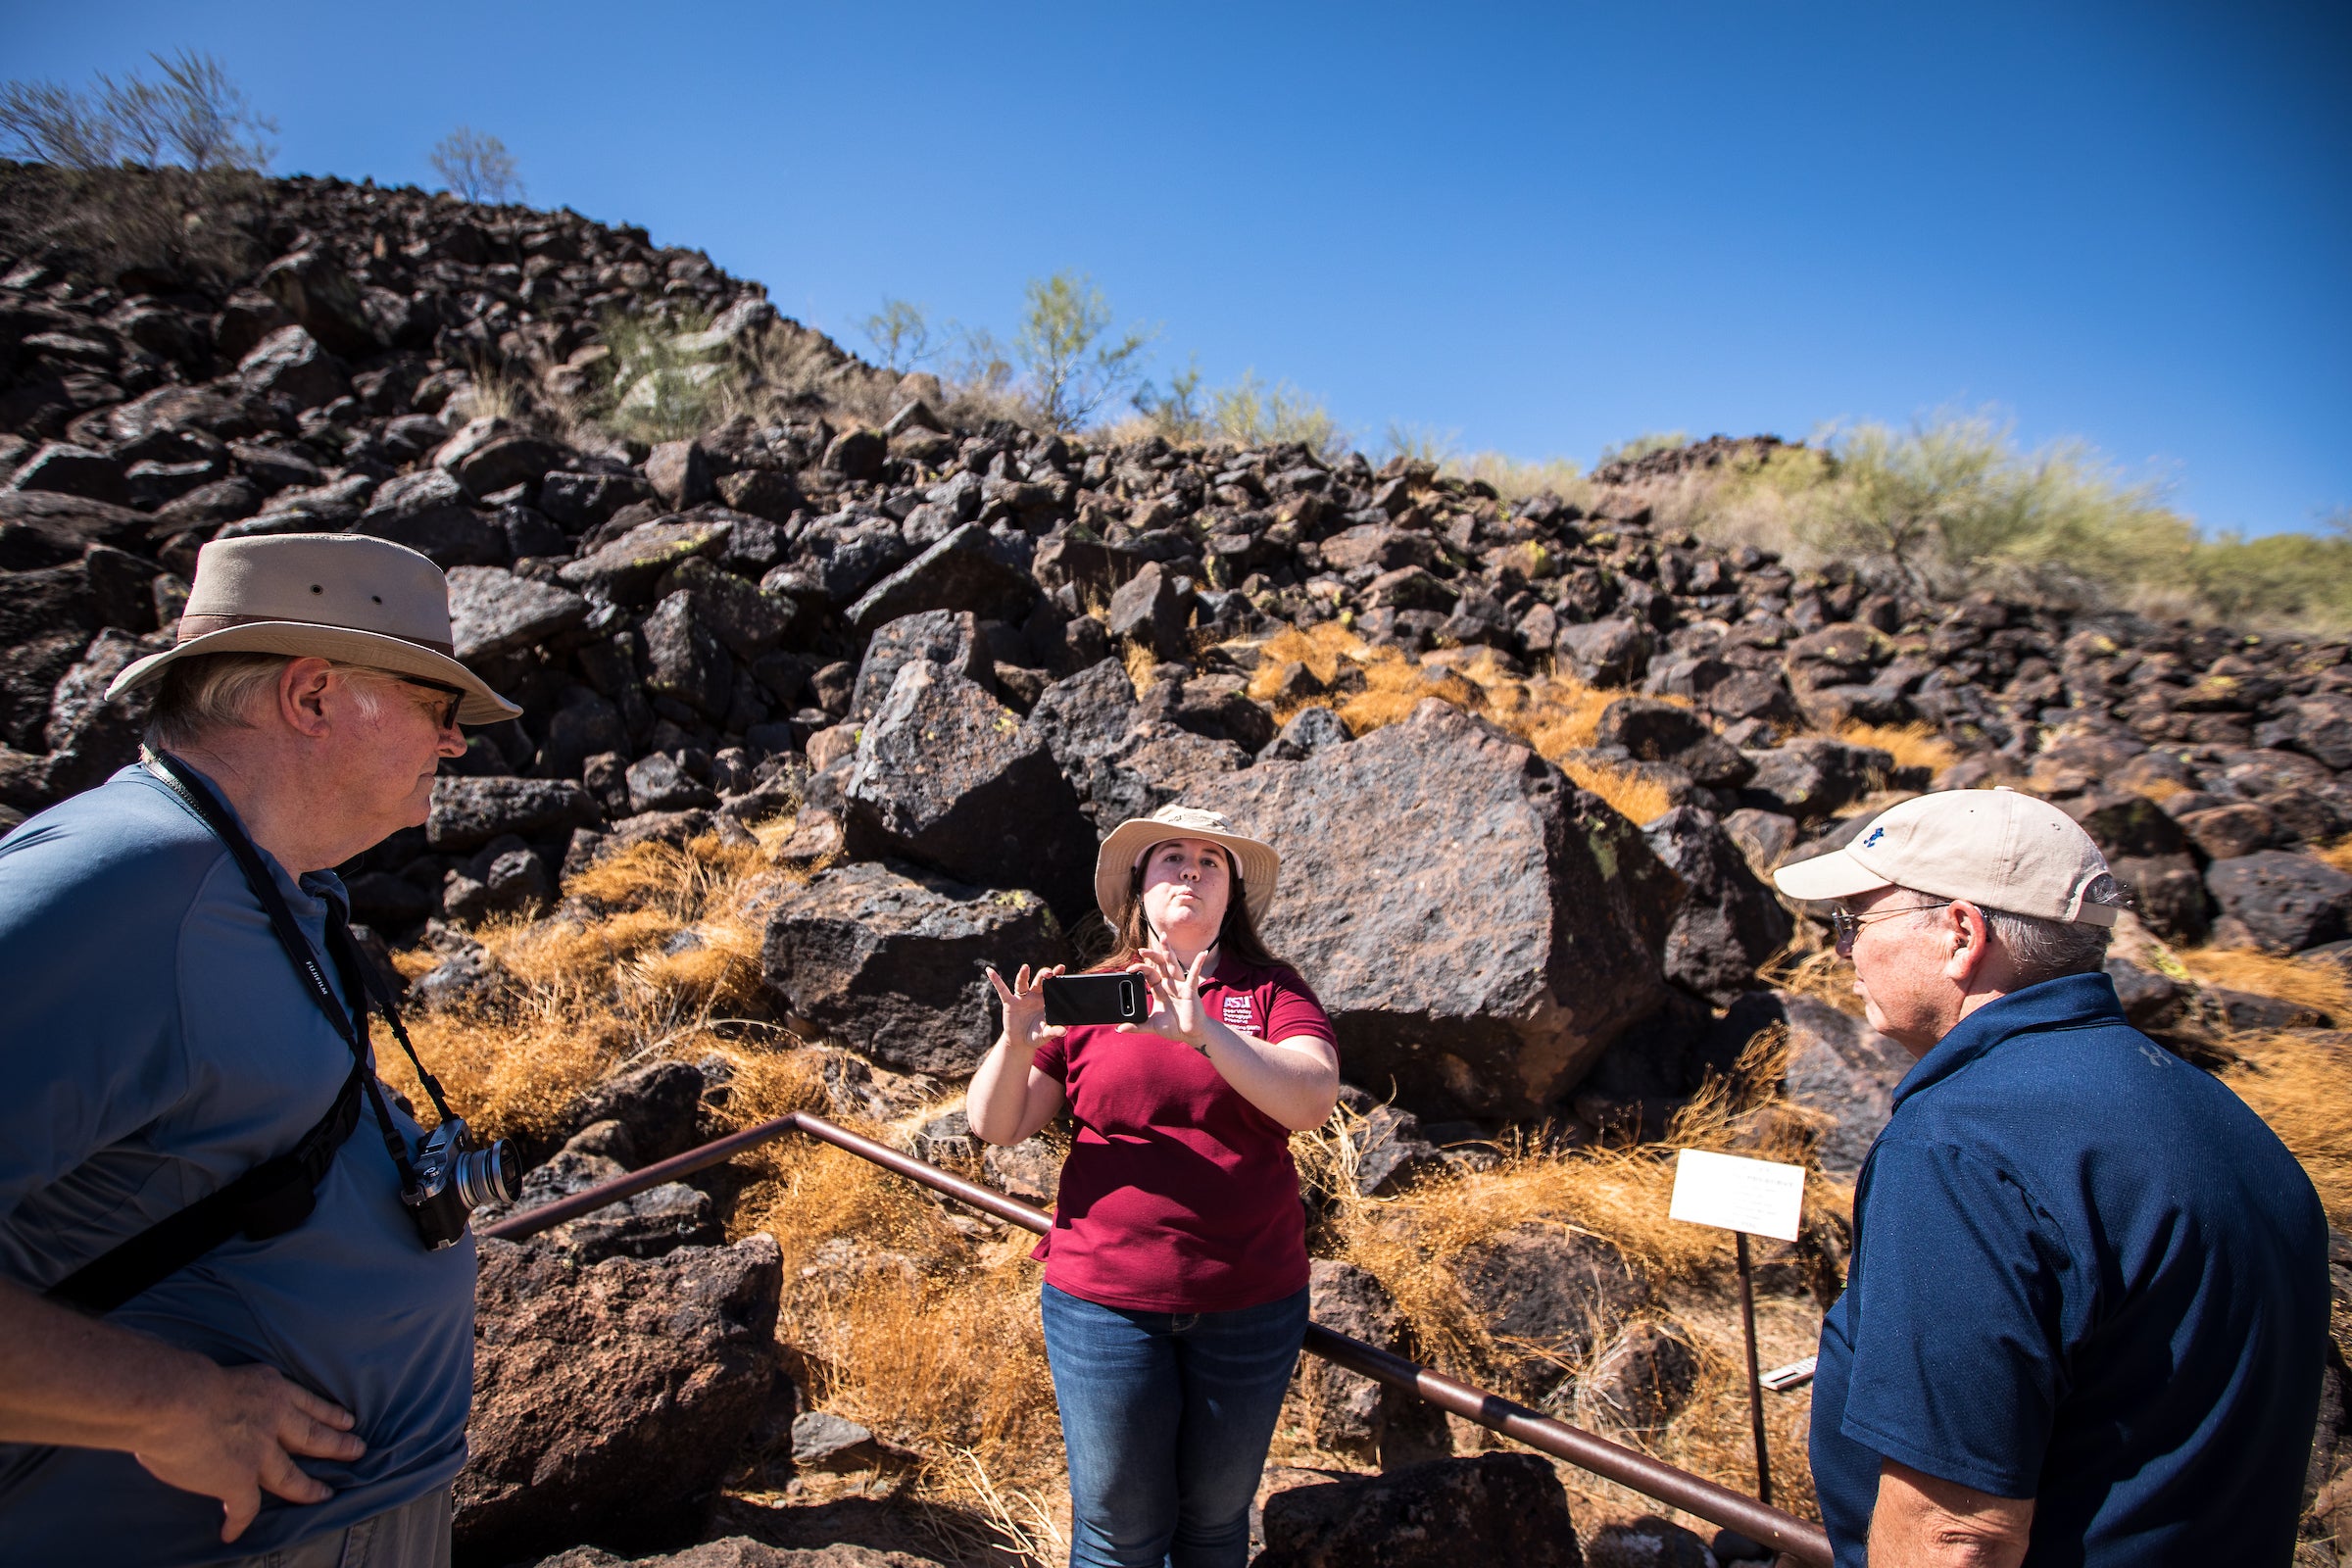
[1041,1281,1310,1568]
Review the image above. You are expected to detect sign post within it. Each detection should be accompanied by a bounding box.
[1668,1149,1808,1506]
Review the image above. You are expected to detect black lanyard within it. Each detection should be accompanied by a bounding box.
[145,749,454,1194]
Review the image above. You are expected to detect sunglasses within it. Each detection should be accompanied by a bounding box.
[1829,900,1953,957]
[397,678,465,732]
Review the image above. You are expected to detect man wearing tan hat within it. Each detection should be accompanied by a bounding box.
[1774,789,2327,1568]
[0,533,521,1567]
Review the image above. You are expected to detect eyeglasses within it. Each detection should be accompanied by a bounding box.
[1830,900,1954,957]
[397,679,465,732]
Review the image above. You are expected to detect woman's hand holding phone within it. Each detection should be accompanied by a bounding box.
[1119,944,1212,1051]
[986,963,1068,1054]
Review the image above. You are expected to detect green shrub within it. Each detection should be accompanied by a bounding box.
[585,306,741,444]
[1208,370,1348,458]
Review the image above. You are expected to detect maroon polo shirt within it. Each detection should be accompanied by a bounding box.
[1030,956,1335,1313]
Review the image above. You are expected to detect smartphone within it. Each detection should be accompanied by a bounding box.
[1041,972,1150,1026]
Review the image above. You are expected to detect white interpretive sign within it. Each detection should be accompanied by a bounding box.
[1668,1149,1807,1243]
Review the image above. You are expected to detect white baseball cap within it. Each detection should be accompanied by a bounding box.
[1773,788,2124,926]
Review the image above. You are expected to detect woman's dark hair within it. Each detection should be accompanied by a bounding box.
[1100,846,1286,973]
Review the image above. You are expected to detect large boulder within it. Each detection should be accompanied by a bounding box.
[850,610,988,723]
[844,523,1034,632]
[841,661,1098,922]
[448,566,591,662]
[1195,701,1681,1118]
[2207,851,2352,953]
[560,519,733,604]
[1452,1221,1649,1404]
[354,469,507,567]
[457,1235,784,1563]
[760,860,1063,1077]
[1775,992,1912,1174]
[1642,807,1794,1002]
[1740,736,1889,820]
[238,324,347,410]
[428,776,601,852]
[1255,1453,1583,1568]
[1299,1259,1451,1468]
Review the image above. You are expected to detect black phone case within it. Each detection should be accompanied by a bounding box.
[1041,972,1149,1026]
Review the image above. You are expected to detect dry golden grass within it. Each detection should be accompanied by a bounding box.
[2222,1029,2352,1233]
[2179,947,2352,1021]
[1833,720,1957,776]
[382,835,783,1145]
[2315,836,2352,878]
[1559,761,1676,827]
[2125,775,2187,805]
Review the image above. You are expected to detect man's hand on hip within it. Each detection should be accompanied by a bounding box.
[0,1279,364,1543]
[132,1360,365,1542]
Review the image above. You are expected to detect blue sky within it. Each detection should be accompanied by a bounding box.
[12,2,2349,536]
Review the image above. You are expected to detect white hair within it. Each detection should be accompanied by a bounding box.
[1901,896,2112,986]
[144,653,397,750]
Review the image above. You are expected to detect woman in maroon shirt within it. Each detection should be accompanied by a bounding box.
[968,805,1342,1568]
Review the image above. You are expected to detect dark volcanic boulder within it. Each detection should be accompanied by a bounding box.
[1027,658,1143,776]
[1255,1453,1582,1568]
[2207,850,2352,953]
[428,776,600,852]
[560,518,733,604]
[1193,700,1680,1118]
[1740,736,1890,820]
[1775,992,1912,1174]
[844,522,1034,632]
[850,610,988,723]
[457,1235,783,1563]
[1575,1321,1701,1438]
[41,628,160,798]
[354,468,507,567]
[1642,807,1794,1002]
[1299,1259,1451,1467]
[841,661,1097,922]
[760,859,1062,1077]
[1452,1221,1649,1402]
[1106,559,1192,661]
[447,565,591,662]
[238,324,347,409]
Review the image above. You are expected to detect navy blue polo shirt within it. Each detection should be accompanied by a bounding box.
[1811,971,2327,1568]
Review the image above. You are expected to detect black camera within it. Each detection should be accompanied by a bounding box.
[404,1116,519,1250]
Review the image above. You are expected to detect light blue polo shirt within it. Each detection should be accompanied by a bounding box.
[0,762,476,1566]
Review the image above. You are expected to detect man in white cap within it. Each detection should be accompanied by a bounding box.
[0,533,522,1567]
[1774,788,2328,1568]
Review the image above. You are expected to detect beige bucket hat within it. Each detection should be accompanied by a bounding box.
[1773,787,2123,926]
[1095,806,1281,925]
[108,533,521,724]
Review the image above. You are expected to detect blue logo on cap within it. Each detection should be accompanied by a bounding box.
[1862,827,1886,848]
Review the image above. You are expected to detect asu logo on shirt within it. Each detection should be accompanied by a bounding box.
[1222,994,1255,1030]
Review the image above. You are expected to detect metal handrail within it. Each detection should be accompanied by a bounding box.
[483,1108,1835,1567]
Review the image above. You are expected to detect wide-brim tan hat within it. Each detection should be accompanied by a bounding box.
[1774,787,2122,926]
[1096,806,1280,926]
[108,533,521,724]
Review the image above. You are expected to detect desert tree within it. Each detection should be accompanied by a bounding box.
[1014,271,1154,432]
[862,298,937,372]
[0,49,275,172]
[431,126,522,205]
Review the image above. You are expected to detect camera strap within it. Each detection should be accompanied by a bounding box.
[41,752,453,1315]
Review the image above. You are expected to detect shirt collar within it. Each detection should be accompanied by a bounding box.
[1890,970,2129,1109]
[138,754,350,919]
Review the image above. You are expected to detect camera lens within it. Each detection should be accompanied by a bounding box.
[453,1139,519,1208]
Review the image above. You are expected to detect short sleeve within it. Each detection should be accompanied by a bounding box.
[1838,1138,2072,1497]
[0,818,196,1216]
[1263,969,1337,1046]
[1030,1029,1069,1085]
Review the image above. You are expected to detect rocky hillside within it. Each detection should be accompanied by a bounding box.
[6,167,2350,1566]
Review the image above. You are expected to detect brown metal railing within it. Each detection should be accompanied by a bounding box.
[483,1109,1834,1567]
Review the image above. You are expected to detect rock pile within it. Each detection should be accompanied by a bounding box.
[12,164,2352,1563]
